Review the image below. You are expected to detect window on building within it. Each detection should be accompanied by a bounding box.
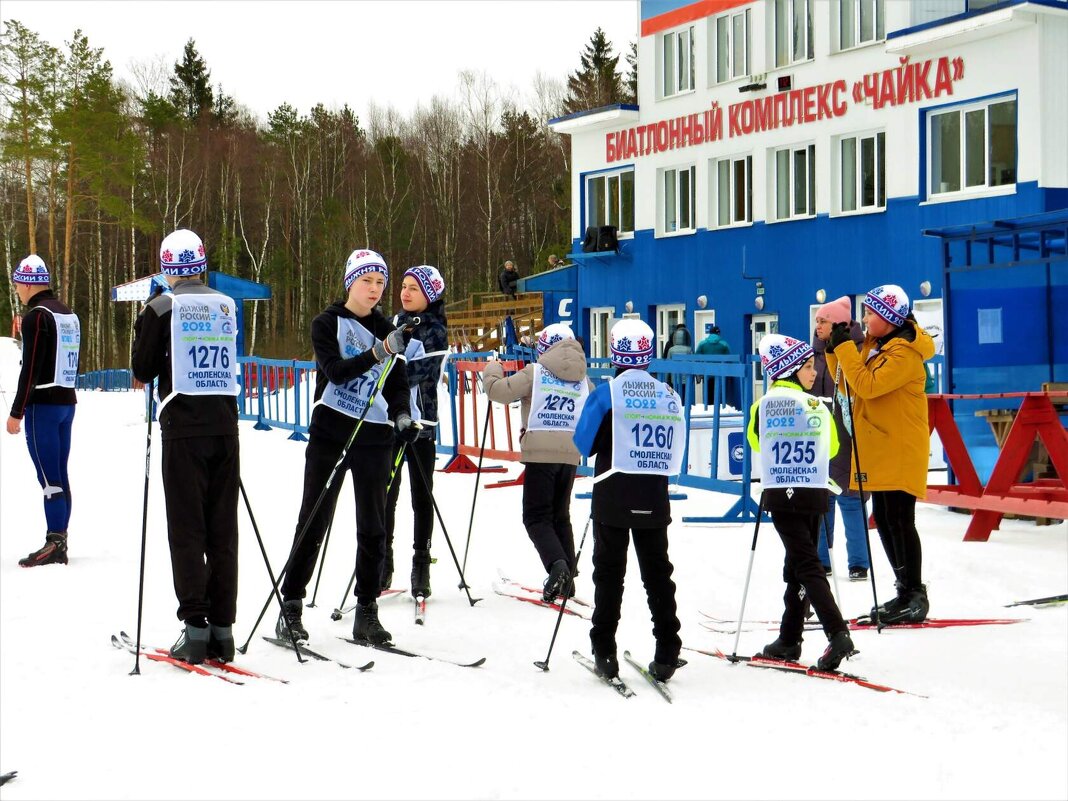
[930,96,1017,197]
[712,154,753,227]
[839,0,884,50]
[773,0,813,68]
[662,25,695,97]
[773,144,815,221]
[713,9,750,84]
[585,168,635,234]
[839,131,885,213]
[661,164,697,234]
[589,307,615,359]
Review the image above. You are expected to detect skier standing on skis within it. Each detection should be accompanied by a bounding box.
[483,323,593,602]
[131,229,241,665]
[747,333,855,672]
[572,318,684,682]
[384,265,449,598]
[275,249,416,647]
[7,255,80,568]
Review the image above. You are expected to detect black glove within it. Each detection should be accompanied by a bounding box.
[371,329,406,361]
[828,322,851,351]
[394,413,422,443]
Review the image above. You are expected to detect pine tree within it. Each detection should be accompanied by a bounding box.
[625,40,638,104]
[169,38,213,121]
[563,28,624,114]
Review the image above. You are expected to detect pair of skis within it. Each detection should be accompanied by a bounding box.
[112,631,290,684]
[698,610,1026,634]
[572,651,681,703]
[493,570,593,619]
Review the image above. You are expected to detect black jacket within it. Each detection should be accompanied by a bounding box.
[498,267,519,296]
[308,301,410,447]
[393,299,448,433]
[810,322,864,495]
[9,290,77,419]
[131,280,238,440]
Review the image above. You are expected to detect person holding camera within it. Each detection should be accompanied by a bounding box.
[825,285,935,624]
[275,249,416,647]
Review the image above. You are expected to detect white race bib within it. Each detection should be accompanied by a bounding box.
[607,370,685,477]
[165,293,239,409]
[756,387,833,490]
[316,318,392,424]
[34,308,80,389]
[527,364,588,433]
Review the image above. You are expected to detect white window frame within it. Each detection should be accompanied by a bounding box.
[661,25,695,99]
[658,164,698,236]
[772,0,813,69]
[589,307,615,359]
[927,94,1017,202]
[834,130,885,216]
[710,8,751,85]
[710,153,753,228]
[584,167,635,237]
[656,304,686,358]
[835,0,885,52]
[770,143,816,222]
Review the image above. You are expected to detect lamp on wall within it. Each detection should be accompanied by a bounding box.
[754,296,765,310]
[624,300,634,314]
[919,280,932,298]
[697,294,708,309]
[815,288,826,304]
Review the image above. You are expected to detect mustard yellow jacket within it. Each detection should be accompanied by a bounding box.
[825,320,935,499]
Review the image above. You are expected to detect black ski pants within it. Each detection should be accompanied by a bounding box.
[772,510,847,643]
[521,462,578,572]
[281,434,391,606]
[871,490,923,591]
[161,435,240,625]
[385,436,436,553]
[589,523,681,664]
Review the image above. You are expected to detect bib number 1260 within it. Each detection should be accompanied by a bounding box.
[630,423,673,449]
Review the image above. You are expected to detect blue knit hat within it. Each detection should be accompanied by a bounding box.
[13,254,50,285]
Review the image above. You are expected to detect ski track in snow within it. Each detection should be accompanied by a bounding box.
[0,337,1065,800]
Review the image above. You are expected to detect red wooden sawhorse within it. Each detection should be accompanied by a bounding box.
[925,392,1068,541]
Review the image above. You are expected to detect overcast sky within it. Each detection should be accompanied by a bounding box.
[4,0,639,122]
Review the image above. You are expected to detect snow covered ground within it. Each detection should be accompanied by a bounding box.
[1,335,1065,801]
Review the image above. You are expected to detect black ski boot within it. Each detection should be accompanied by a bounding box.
[816,630,856,671]
[881,585,929,624]
[542,559,571,602]
[353,600,392,645]
[207,624,235,662]
[275,599,309,644]
[594,651,619,679]
[649,660,678,681]
[19,531,68,568]
[170,621,210,665]
[411,549,432,598]
[870,581,909,621]
[759,637,803,661]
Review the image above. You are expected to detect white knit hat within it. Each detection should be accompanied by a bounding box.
[403,265,445,304]
[610,318,655,368]
[13,254,50,285]
[759,334,814,381]
[536,323,575,355]
[160,229,207,276]
[345,249,388,292]
[864,284,910,327]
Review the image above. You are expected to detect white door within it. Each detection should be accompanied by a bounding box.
[656,304,686,358]
[750,313,779,400]
[589,307,615,360]
[693,310,717,344]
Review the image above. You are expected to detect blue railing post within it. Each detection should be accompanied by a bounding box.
[288,360,307,441]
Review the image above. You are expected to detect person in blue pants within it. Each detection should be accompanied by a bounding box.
[6,255,80,567]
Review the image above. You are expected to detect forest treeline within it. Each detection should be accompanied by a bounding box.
[0,21,634,366]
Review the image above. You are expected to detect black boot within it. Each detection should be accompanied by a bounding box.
[594,651,619,679]
[870,581,909,620]
[381,547,395,590]
[170,621,210,665]
[759,637,803,661]
[353,601,392,645]
[881,585,929,624]
[275,599,309,643]
[411,550,432,598]
[207,624,235,662]
[542,559,571,602]
[648,660,678,681]
[19,531,68,568]
[816,630,856,671]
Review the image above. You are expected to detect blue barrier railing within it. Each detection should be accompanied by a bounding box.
[77,369,133,391]
[236,356,316,441]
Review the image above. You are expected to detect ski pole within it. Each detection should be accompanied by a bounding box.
[459,396,492,588]
[841,379,882,630]
[306,518,334,609]
[408,442,482,606]
[130,386,154,676]
[237,350,402,654]
[729,493,767,662]
[239,479,304,663]
[330,444,407,620]
[534,512,592,671]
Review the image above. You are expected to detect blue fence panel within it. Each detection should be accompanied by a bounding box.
[236,356,316,441]
[76,369,133,391]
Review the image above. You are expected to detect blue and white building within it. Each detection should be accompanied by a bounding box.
[537,0,1067,409]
